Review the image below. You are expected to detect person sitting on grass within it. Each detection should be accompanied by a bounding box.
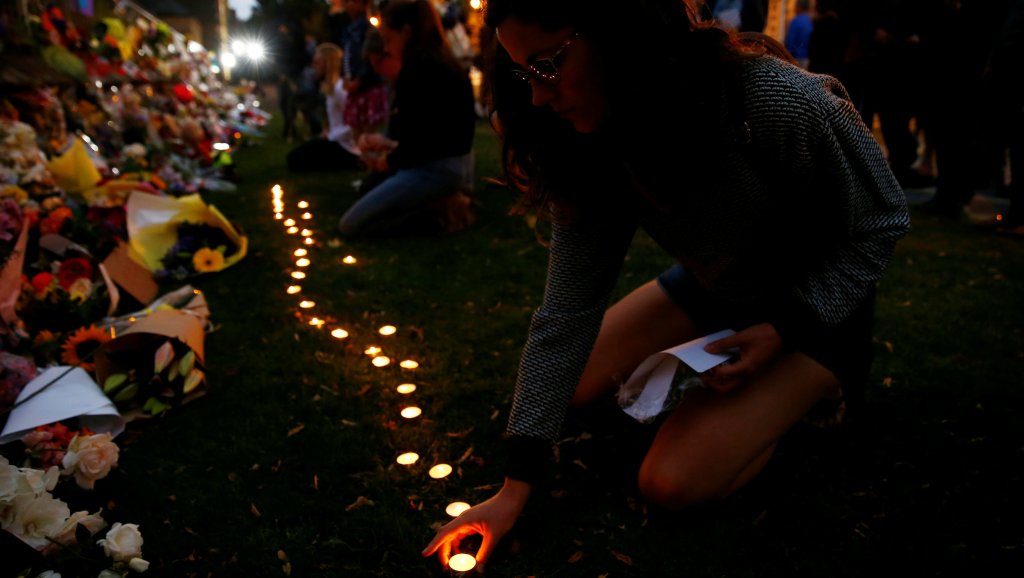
[286,43,362,173]
[422,0,910,571]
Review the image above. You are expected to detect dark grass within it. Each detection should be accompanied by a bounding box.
[100,117,1024,577]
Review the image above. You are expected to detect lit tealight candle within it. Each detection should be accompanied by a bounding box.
[287,285,302,294]
[301,229,312,236]
[309,318,325,328]
[448,554,476,572]
[299,300,315,309]
[284,218,296,226]
[296,258,310,267]
[294,248,307,257]
[396,383,416,394]
[301,212,312,219]
[287,226,299,234]
[274,213,283,220]
[304,238,315,245]
[291,271,306,279]
[372,356,391,367]
[400,406,422,419]
[399,360,419,369]
[272,184,282,194]
[342,255,357,264]
[429,464,453,479]
[364,346,381,356]
[445,502,470,517]
[297,201,309,209]
[331,328,349,339]
[378,325,397,336]
[396,452,418,465]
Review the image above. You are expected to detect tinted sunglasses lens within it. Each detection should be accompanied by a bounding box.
[511,69,532,83]
[532,59,559,81]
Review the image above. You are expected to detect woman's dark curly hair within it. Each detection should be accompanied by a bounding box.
[481,0,766,215]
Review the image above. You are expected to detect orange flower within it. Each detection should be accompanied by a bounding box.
[38,206,73,235]
[60,325,111,372]
[192,247,225,273]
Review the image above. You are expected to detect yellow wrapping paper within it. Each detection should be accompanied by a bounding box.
[47,139,101,194]
[125,191,248,273]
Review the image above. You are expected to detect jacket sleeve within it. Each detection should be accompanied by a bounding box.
[505,209,636,484]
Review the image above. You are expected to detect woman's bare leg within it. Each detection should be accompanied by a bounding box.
[637,352,841,509]
[571,279,701,407]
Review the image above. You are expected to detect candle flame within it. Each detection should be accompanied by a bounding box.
[399,360,419,369]
[299,300,315,309]
[301,229,312,236]
[364,346,381,356]
[284,218,296,226]
[286,285,302,294]
[448,554,476,572]
[331,328,349,339]
[309,317,325,327]
[301,212,312,219]
[291,271,306,279]
[294,249,307,256]
[296,258,310,267]
[304,238,315,245]
[372,356,391,367]
[400,406,422,419]
[342,255,357,264]
[396,383,416,394]
[379,325,397,336]
[274,213,283,220]
[297,201,309,208]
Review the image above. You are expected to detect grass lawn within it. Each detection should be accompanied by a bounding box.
[101,116,1024,577]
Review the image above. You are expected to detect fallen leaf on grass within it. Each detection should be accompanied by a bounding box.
[346,496,375,511]
[278,550,289,561]
[356,384,371,396]
[568,551,584,563]
[314,475,319,491]
[251,503,262,517]
[287,424,305,437]
[314,351,335,364]
[446,427,474,438]
[340,419,357,427]
[610,550,634,565]
[882,377,893,387]
[457,446,475,464]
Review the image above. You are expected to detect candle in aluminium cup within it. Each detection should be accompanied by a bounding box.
[378,325,397,336]
[428,464,452,479]
[342,255,357,264]
[297,201,309,208]
[331,328,349,339]
[304,237,315,245]
[364,346,381,356]
[294,248,307,257]
[301,229,312,236]
[291,271,306,279]
[287,226,298,234]
[309,318,325,328]
[274,213,283,220]
[399,360,419,369]
[396,383,416,394]
[372,356,391,367]
[296,258,310,267]
[400,406,421,419]
[284,218,296,226]
[445,502,470,517]
[286,285,301,294]
[396,452,418,465]
[299,300,315,309]
[301,212,312,219]
[448,553,476,572]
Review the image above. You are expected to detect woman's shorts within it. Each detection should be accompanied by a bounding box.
[656,264,876,425]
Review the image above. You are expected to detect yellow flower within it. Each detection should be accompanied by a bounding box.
[61,325,112,372]
[192,247,225,273]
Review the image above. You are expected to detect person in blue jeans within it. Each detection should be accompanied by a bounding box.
[338,0,477,237]
[784,0,813,68]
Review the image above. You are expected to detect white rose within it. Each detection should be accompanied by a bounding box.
[62,434,119,490]
[97,571,122,578]
[13,466,60,499]
[36,571,62,578]
[128,557,150,573]
[1,460,19,505]
[98,522,143,561]
[4,493,70,550]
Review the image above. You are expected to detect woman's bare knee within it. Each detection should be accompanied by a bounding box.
[636,454,721,510]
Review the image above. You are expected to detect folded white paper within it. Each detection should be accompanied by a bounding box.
[619,329,736,422]
[0,366,125,445]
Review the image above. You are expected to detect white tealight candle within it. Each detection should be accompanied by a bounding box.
[294,248,307,257]
[396,452,418,465]
[400,406,422,419]
[299,300,315,309]
[364,346,381,356]
[378,325,397,336]
[331,328,349,339]
[300,229,312,237]
[396,383,416,394]
[296,258,310,267]
[274,213,283,220]
[283,218,296,226]
[429,464,453,479]
[286,285,301,294]
[342,255,357,264]
[445,502,470,517]
[297,201,309,209]
[287,226,299,234]
[301,212,312,219]
[448,553,476,572]
[309,318,325,327]
[272,184,282,194]
[304,238,315,245]
[372,356,391,367]
[291,271,306,279]
[399,360,419,369]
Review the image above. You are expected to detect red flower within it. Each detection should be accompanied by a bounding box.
[31,272,55,295]
[38,206,73,235]
[57,258,93,291]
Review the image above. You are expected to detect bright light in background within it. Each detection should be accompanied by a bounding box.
[469,0,482,10]
[229,0,255,21]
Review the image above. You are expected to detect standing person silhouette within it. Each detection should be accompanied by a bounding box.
[422,0,910,571]
[340,0,390,141]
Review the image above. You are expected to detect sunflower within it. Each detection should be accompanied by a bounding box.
[60,325,111,372]
[192,247,225,273]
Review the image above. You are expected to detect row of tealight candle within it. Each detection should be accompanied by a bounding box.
[270,184,476,573]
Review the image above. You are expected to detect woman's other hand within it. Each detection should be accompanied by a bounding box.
[421,478,532,571]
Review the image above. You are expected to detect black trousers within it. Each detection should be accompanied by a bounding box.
[286,139,361,173]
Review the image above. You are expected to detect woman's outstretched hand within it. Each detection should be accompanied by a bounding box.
[701,323,784,392]
[422,478,532,571]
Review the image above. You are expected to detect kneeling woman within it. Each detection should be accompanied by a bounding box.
[338,0,477,237]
